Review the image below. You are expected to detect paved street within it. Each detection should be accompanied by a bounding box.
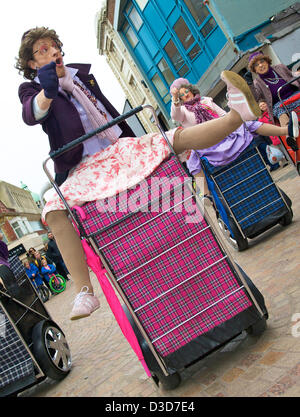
[20,163,300,398]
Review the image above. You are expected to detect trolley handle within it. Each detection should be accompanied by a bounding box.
[280,92,300,107]
[277,74,300,103]
[49,105,144,159]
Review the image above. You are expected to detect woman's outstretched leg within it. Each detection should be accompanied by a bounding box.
[173,109,245,153]
[255,114,298,138]
[173,70,262,154]
[45,210,100,320]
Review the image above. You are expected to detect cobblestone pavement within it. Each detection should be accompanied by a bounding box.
[20,163,300,398]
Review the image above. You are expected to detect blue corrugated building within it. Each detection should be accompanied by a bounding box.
[110,0,299,122]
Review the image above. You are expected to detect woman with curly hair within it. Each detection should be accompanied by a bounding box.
[247,51,300,150]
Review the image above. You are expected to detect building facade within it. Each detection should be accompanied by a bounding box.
[99,0,300,122]
[0,181,47,257]
[98,6,170,133]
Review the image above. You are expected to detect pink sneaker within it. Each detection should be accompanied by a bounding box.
[221,70,261,121]
[70,286,100,320]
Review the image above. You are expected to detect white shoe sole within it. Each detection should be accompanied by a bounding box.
[291,111,299,138]
[221,70,261,120]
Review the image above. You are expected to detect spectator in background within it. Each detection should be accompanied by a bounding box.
[246,51,300,150]
[33,250,54,291]
[46,231,69,280]
[24,259,44,289]
[40,258,57,282]
[27,247,37,263]
[257,100,287,169]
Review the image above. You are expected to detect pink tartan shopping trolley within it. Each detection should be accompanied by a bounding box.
[43,105,268,389]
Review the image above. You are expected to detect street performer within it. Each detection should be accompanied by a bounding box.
[16,27,298,320]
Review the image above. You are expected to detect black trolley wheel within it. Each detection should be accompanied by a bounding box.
[32,320,72,380]
[122,304,182,390]
[279,208,293,226]
[227,217,249,251]
[37,285,50,303]
[216,212,248,251]
[152,370,181,390]
[246,316,267,336]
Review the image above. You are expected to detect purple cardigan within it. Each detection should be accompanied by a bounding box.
[18,64,134,177]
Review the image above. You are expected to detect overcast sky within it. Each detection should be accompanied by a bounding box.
[1,0,125,196]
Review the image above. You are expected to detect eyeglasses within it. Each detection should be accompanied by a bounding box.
[33,41,60,56]
[179,89,190,98]
[254,59,266,67]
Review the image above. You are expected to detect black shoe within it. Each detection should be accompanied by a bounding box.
[288,111,299,139]
[286,136,299,151]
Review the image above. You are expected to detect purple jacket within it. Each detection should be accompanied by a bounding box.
[18,64,134,176]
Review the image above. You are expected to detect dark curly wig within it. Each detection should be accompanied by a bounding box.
[178,84,200,101]
[15,27,64,80]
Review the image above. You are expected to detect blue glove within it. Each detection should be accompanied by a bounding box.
[38,61,58,99]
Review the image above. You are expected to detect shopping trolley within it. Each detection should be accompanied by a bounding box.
[200,141,293,251]
[0,255,72,396]
[43,105,268,390]
[277,75,300,174]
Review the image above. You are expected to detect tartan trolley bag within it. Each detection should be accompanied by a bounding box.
[200,140,293,252]
[44,105,268,390]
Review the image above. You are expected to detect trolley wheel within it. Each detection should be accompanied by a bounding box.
[279,209,293,226]
[49,274,66,293]
[37,284,50,303]
[153,371,181,390]
[32,320,72,380]
[246,316,267,336]
[217,214,248,251]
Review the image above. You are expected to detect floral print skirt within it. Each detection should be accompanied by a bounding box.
[42,128,184,220]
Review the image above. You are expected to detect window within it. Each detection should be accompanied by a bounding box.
[135,0,148,11]
[183,0,210,26]
[201,17,217,38]
[109,40,115,53]
[124,23,138,48]
[129,75,137,88]
[11,221,24,239]
[152,73,168,98]
[188,44,201,60]
[164,39,189,76]
[173,17,201,60]
[129,7,143,31]
[29,221,43,232]
[174,18,194,51]
[184,0,216,37]
[158,58,175,85]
